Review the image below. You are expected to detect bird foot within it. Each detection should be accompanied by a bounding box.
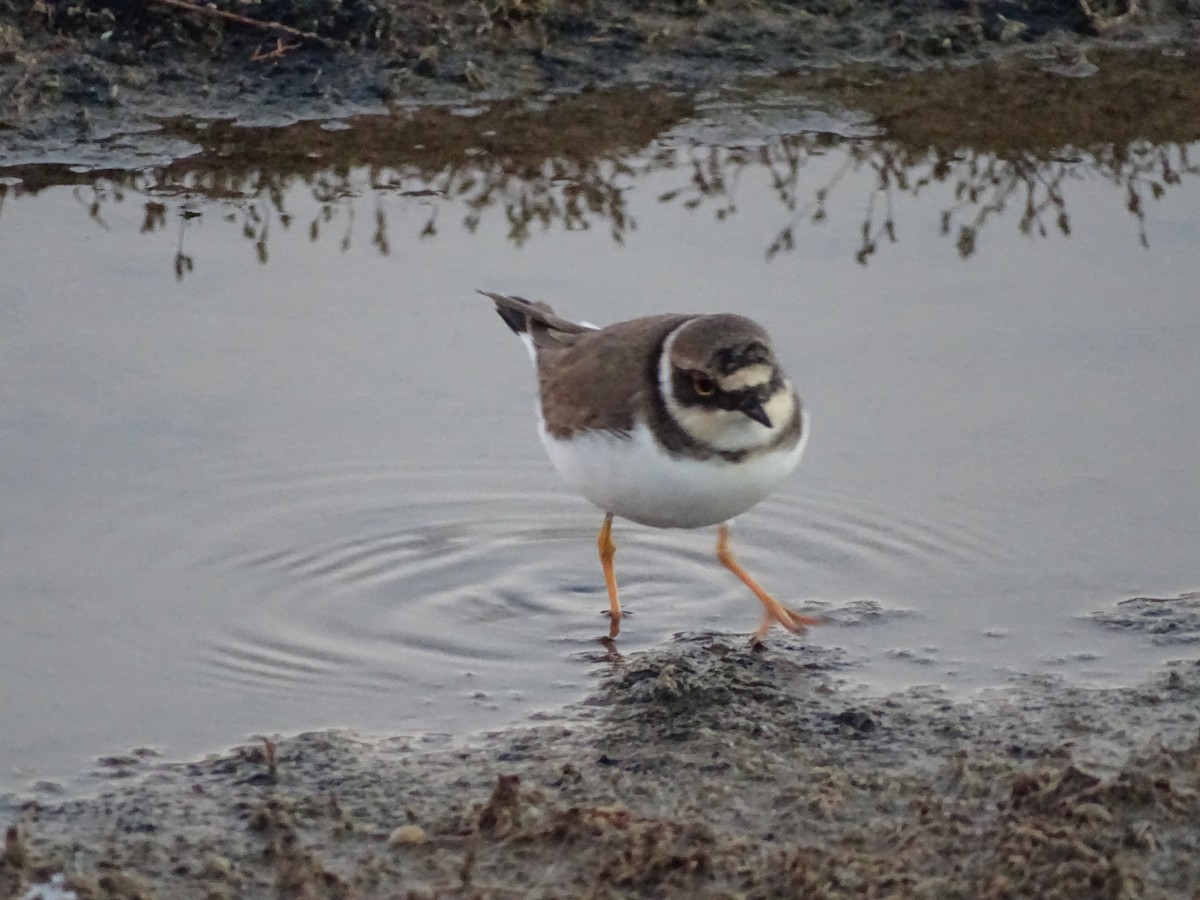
[602,608,630,640]
[752,603,825,644]
[596,635,623,661]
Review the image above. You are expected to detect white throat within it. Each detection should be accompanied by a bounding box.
[656,321,796,453]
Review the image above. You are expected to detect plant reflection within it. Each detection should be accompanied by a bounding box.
[653,137,1196,265]
[2,56,1198,277]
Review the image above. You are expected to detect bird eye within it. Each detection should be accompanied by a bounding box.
[692,373,716,397]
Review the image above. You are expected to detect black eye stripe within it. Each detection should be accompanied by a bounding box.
[671,367,781,406]
[672,369,719,404]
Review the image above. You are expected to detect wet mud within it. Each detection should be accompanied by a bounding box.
[5,627,1200,898]
[2,0,1198,158]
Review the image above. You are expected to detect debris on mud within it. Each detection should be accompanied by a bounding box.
[1092,591,1200,644]
[5,636,1200,898]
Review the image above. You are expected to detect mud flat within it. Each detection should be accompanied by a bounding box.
[2,0,1198,158]
[5,596,1200,899]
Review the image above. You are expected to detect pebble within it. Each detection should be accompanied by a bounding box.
[388,824,428,845]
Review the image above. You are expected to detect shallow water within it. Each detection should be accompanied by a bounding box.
[1,76,1198,793]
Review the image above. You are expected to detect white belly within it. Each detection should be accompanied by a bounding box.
[537,412,808,528]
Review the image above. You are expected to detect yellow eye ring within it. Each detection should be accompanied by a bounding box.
[692,373,716,397]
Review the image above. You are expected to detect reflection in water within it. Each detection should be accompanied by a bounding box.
[3,88,692,279]
[2,58,1199,274]
[658,138,1197,264]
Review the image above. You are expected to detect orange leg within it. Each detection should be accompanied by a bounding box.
[716,523,823,643]
[598,512,622,639]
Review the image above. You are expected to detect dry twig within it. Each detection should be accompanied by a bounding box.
[252,37,302,60]
[143,0,337,47]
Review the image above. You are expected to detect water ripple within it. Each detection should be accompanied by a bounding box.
[149,456,1029,705]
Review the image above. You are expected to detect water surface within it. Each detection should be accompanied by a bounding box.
[2,69,1198,793]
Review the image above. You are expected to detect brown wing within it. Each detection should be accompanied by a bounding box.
[537,314,691,438]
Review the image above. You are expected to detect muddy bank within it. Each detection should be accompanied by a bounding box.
[2,0,1197,159]
[5,619,1200,899]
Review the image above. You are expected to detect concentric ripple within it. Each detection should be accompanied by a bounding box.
[189,460,600,695]
[131,451,1032,725]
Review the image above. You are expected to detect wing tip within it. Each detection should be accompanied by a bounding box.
[479,290,530,336]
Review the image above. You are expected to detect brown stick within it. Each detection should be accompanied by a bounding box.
[251,38,302,61]
[143,0,337,46]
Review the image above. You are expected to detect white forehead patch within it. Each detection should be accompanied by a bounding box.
[718,364,773,392]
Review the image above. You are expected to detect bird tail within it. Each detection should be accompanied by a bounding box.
[478,291,594,350]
